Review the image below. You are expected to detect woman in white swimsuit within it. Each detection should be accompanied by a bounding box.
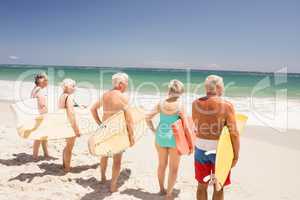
[30,73,50,160]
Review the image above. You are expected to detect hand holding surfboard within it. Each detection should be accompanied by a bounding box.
[215,114,248,191]
[88,107,147,157]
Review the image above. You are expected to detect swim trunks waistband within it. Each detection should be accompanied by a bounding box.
[195,138,218,151]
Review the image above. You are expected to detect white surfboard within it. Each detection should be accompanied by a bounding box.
[10,99,97,140]
[88,107,147,157]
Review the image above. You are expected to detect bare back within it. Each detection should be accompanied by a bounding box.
[102,90,129,121]
[30,86,47,114]
[192,96,237,140]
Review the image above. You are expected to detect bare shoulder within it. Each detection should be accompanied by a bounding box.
[192,97,208,105]
[102,90,110,99]
[223,99,234,106]
[192,99,199,107]
[118,92,129,104]
[222,99,235,111]
[67,94,74,101]
[31,87,42,98]
[192,97,205,109]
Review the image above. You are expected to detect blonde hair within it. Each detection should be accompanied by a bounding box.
[112,72,129,87]
[61,78,76,90]
[204,75,224,94]
[168,79,184,97]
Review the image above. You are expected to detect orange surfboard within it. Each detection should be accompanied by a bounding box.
[172,117,196,155]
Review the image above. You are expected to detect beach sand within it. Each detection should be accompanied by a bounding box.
[0,100,299,200]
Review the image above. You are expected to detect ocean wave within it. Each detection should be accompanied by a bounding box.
[1,79,299,130]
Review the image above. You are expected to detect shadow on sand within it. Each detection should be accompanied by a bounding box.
[75,168,131,200]
[8,162,98,183]
[0,153,57,166]
[120,188,180,200]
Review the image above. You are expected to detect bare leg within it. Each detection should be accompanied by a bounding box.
[213,186,224,200]
[100,156,108,182]
[156,143,168,195]
[33,140,41,160]
[166,148,180,198]
[41,141,50,158]
[110,153,122,193]
[63,137,76,172]
[197,183,208,200]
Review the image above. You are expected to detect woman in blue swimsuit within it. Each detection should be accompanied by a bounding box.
[147,80,186,199]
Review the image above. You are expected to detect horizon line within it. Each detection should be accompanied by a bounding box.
[0,63,298,75]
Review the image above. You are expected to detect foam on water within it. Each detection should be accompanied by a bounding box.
[0,79,299,130]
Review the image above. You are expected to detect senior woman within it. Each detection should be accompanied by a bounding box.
[30,73,50,160]
[146,79,188,200]
[58,78,80,172]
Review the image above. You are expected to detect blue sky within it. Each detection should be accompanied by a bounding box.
[0,0,299,72]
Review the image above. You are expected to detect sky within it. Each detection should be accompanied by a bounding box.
[0,0,299,72]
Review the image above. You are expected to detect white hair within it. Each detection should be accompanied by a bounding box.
[112,72,129,87]
[61,78,76,90]
[204,75,224,93]
[168,79,184,96]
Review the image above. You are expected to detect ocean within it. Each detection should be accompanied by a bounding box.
[0,64,299,130]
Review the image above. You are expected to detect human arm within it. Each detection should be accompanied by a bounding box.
[226,102,240,168]
[90,97,103,125]
[119,95,134,147]
[124,108,135,147]
[146,104,159,133]
[36,93,47,114]
[178,104,187,121]
[192,101,200,137]
[66,96,80,137]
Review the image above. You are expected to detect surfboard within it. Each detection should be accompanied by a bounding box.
[215,114,248,191]
[88,107,147,157]
[10,99,97,140]
[172,117,196,155]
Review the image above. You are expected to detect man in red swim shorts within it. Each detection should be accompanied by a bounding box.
[192,75,239,200]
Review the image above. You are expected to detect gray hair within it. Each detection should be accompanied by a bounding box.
[168,79,184,96]
[61,78,76,90]
[112,72,129,87]
[204,75,224,94]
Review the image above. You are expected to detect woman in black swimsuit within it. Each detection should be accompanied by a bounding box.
[58,78,80,172]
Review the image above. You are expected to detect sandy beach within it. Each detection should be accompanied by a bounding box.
[0,100,299,200]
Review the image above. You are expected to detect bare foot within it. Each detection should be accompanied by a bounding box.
[100,176,107,183]
[159,189,167,196]
[63,165,71,173]
[110,182,118,193]
[32,155,39,161]
[63,168,70,173]
[165,194,174,200]
[44,155,56,161]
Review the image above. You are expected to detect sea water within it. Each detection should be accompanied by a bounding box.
[0,64,299,130]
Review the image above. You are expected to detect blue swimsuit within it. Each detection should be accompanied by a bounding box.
[155,112,179,147]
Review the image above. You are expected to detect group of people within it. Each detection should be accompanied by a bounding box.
[30,72,239,200]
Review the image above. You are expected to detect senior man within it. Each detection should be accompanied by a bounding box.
[192,75,239,200]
